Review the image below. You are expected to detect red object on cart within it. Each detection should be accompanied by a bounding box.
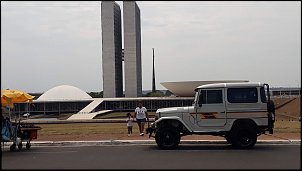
[20,127,42,140]
[30,130,38,139]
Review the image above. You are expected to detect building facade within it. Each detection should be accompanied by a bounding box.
[101,1,142,98]
[123,1,142,97]
[101,1,123,98]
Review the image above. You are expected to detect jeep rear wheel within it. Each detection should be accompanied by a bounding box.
[155,125,180,150]
[230,124,257,149]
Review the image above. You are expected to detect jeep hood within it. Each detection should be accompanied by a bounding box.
[156,106,193,114]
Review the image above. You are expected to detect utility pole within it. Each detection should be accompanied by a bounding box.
[152,48,156,93]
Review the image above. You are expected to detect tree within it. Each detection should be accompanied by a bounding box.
[88,91,103,98]
[165,90,174,96]
[144,90,167,97]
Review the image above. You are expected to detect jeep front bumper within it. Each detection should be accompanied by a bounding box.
[146,122,156,138]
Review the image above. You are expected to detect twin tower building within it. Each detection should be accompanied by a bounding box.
[101,1,142,98]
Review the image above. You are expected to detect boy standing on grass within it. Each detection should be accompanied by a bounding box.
[126,113,133,136]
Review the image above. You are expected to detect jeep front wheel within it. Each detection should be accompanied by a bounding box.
[230,124,257,149]
[155,125,180,150]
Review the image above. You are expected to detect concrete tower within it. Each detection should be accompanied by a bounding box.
[123,1,142,97]
[101,1,123,98]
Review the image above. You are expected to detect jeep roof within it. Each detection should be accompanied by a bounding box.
[195,82,266,90]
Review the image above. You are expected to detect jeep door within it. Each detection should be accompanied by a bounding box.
[195,89,227,127]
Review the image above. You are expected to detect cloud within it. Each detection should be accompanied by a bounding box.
[1,1,301,92]
[1,1,102,92]
[139,1,301,89]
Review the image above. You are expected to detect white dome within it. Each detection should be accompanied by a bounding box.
[37,85,92,100]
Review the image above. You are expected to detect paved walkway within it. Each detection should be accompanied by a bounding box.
[2,133,300,148]
[34,132,300,141]
[67,99,112,120]
[67,110,112,120]
[15,119,301,147]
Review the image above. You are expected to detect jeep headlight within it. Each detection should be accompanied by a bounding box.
[155,111,161,121]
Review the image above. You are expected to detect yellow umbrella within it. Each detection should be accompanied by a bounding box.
[1,89,35,108]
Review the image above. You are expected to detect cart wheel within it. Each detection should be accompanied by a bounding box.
[26,142,31,149]
[18,143,22,149]
[10,144,16,152]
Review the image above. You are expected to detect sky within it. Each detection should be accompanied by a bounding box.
[1,1,301,93]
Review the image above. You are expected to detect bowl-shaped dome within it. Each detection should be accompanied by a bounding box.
[37,85,92,100]
[161,80,249,97]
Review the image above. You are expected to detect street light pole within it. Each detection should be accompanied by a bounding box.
[295,80,299,89]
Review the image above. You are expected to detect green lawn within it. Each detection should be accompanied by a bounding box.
[36,123,141,136]
[273,121,301,133]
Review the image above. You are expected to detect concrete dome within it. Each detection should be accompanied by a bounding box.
[37,85,92,100]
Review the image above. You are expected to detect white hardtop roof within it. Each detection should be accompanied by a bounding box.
[196,82,266,90]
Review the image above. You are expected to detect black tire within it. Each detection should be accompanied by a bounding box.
[230,124,257,149]
[155,125,180,150]
[18,143,22,149]
[268,100,275,115]
[268,100,275,125]
[10,144,16,152]
[26,142,31,149]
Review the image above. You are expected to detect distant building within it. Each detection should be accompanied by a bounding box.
[16,85,92,115]
[101,1,123,98]
[161,80,249,97]
[271,88,301,96]
[37,85,92,100]
[123,1,142,97]
[14,97,194,114]
[101,1,142,98]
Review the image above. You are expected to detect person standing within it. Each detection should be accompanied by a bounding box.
[126,113,133,136]
[134,101,149,136]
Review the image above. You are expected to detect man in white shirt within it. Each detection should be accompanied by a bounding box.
[134,101,149,136]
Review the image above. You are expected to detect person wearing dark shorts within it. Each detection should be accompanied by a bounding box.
[134,101,149,136]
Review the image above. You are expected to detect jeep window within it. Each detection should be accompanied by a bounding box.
[260,87,267,103]
[227,88,258,103]
[197,90,205,105]
[200,90,223,104]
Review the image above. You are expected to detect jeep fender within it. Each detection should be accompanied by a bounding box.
[155,116,193,132]
[228,119,259,131]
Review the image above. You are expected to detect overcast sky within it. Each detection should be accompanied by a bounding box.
[1,1,301,93]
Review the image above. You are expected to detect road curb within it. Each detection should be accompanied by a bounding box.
[2,140,300,147]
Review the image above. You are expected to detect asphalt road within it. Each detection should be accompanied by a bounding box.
[1,144,300,170]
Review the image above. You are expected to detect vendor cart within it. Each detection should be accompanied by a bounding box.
[1,89,42,151]
[2,107,42,151]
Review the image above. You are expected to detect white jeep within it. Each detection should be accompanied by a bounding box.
[146,82,275,149]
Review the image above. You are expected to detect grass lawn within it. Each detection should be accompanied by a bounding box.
[273,121,301,133]
[36,123,142,136]
[35,121,301,136]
